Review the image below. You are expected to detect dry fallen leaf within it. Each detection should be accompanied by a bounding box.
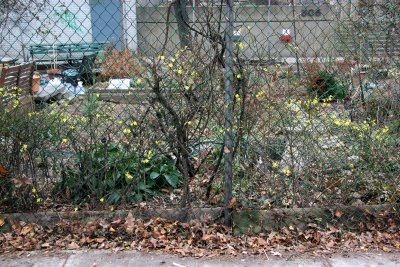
[227,197,237,209]
[257,237,268,246]
[0,217,5,227]
[20,225,33,236]
[67,241,80,250]
[41,243,50,248]
[334,208,343,218]
[95,237,106,243]
[271,251,282,257]
[202,234,213,241]
[124,212,135,234]
[11,176,32,188]
[0,165,7,177]
[210,193,222,204]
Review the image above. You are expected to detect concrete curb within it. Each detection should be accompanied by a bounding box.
[1,250,400,267]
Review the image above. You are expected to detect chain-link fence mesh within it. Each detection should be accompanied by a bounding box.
[0,0,399,236]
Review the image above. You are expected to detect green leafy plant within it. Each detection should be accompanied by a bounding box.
[143,155,181,189]
[56,143,181,205]
[307,70,347,100]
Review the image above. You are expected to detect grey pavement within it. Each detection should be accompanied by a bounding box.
[1,250,399,267]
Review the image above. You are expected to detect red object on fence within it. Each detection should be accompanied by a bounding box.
[280,34,292,44]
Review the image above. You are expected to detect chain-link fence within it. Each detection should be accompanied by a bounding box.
[0,0,399,235]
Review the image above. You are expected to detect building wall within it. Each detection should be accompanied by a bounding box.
[0,0,93,61]
[123,0,138,51]
[137,4,341,59]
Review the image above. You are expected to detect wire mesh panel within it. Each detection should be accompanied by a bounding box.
[0,0,399,239]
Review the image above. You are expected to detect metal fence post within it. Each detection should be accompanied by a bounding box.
[223,0,234,227]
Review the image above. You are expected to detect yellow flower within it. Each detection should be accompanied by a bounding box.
[36,198,43,203]
[32,187,37,193]
[142,159,150,164]
[283,168,291,176]
[12,100,20,108]
[168,63,173,68]
[61,139,68,144]
[20,144,28,152]
[334,119,342,126]
[272,162,278,168]
[255,91,264,98]
[130,121,138,126]
[137,78,142,85]
[118,120,123,124]
[171,58,176,63]
[95,113,101,118]
[235,93,241,102]
[96,93,100,98]
[184,85,190,91]
[123,128,131,134]
[74,207,78,212]
[100,197,105,203]
[125,172,133,179]
[159,55,165,60]
[177,69,183,75]
[236,74,241,79]
[311,98,318,105]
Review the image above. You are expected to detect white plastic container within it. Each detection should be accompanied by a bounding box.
[107,79,131,90]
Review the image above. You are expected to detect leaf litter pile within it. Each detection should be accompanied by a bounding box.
[1,212,399,256]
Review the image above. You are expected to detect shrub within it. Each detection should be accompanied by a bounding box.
[364,81,400,123]
[307,70,347,100]
[0,87,67,211]
[99,47,143,81]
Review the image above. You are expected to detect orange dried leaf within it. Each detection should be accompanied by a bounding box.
[227,197,237,209]
[334,208,343,218]
[0,165,7,177]
[202,234,213,241]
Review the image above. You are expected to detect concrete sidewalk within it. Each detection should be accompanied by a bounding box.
[1,250,399,267]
